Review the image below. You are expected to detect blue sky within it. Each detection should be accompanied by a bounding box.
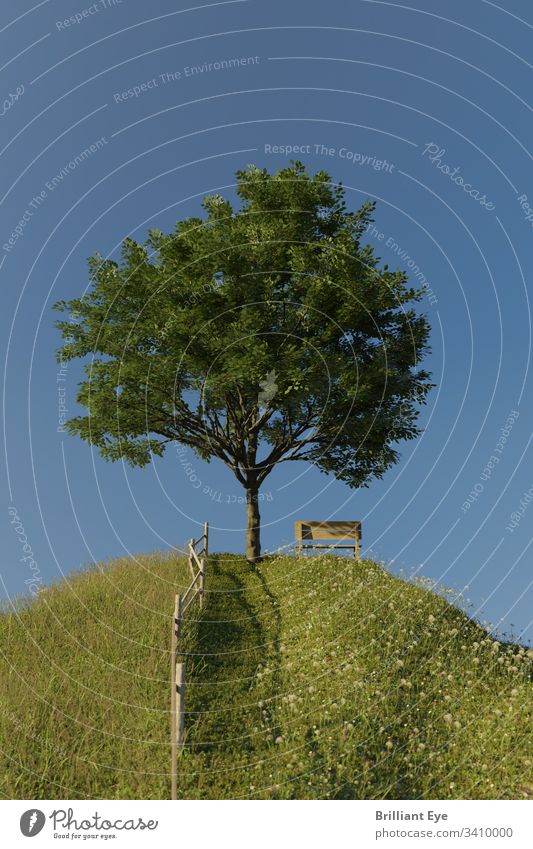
[2,0,532,641]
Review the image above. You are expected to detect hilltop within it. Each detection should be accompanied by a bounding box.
[0,552,531,799]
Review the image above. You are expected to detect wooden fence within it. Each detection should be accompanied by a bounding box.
[170,522,208,800]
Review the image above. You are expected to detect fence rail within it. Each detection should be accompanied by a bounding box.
[170,521,208,800]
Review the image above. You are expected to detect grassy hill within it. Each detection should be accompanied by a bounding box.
[0,552,531,800]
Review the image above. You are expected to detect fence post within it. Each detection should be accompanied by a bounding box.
[170,595,179,800]
[199,557,206,610]
[188,538,195,579]
[175,593,183,640]
[171,524,207,794]
[176,661,186,752]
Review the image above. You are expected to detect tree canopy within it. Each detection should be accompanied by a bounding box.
[55,162,432,560]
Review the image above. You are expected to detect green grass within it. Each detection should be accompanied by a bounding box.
[0,552,531,799]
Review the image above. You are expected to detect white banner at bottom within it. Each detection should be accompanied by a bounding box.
[2,799,531,848]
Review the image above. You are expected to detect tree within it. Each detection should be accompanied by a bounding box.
[55,162,432,562]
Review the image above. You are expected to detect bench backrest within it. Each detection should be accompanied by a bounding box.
[295,521,362,541]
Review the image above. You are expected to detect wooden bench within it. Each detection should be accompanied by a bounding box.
[295,521,362,560]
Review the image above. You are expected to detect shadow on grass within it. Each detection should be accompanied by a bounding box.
[183,554,282,755]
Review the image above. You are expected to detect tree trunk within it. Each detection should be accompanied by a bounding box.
[245,487,261,563]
